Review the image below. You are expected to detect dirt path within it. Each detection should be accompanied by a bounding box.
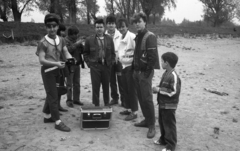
[0,37,240,151]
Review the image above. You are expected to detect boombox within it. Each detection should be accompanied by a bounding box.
[80,106,112,130]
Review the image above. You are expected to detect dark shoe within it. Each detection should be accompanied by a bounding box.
[44,117,54,123]
[154,139,167,146]
[134,120,148,128]
[66,101,74,108]
[120,110,131,115]
[73,100,84,106]
[59,106,68,112]
[125,113,137,121]
[55,122,71,132]
[109,99,118,105]
[147,126,156,138]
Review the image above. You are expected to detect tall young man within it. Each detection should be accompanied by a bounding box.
[83,19,115,106]
[132,12,160,138]
[105,15,124,106]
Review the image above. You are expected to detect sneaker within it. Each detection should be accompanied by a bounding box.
[109,99,118,105]
[44,117,54,123]
[134,120,148,128]
[147,126,156,138]
[73,100,84,106]
[119,110,131,115]
[55,122,71,132]
[162,149,172,151]
[59,106,68,112]
[66,100,74,108]
[125,113,137,121]
[154,139,167,146]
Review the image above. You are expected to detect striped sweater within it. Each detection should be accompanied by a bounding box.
[157,69,181,109]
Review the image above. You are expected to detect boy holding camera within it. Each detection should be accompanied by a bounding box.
[64,26,85,108]
[36,13,73,132]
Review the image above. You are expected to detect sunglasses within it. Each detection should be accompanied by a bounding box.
[46,24,58,28]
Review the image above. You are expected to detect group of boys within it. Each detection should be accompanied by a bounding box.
[37,12,181,151]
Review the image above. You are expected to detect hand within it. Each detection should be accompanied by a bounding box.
[152,87,159,94]
[56,61,65,69]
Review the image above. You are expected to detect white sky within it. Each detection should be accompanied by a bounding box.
[22,0,239,25]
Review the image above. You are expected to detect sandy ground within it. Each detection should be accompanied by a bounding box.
[0,36,240,151]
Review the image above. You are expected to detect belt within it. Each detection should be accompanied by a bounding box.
[44,66,58,73]
[97,60,105,65]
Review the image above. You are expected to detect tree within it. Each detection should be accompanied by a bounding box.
[81,0,99,24]
[139,0,176,23]
[9,0,35,22]
[199,0,237,27]
[0,0,9,21]
[66,0,77,23]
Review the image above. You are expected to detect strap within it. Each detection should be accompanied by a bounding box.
[53,39,67,85]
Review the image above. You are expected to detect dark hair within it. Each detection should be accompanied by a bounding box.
[44,13,60,25]
[57,24,66,36]
[106,15,116,24]
[118,18,129,28]
[161,52,178,68]
[132,12,147,23]
[67,25,79,36]
[94,18,105,26]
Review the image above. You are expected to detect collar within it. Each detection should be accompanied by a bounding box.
[105,29,121,39]
[45,35,60,45]
[136,28,148,37]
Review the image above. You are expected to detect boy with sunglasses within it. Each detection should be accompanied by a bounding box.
[36,13,73,132]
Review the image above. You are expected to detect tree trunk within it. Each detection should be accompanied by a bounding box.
[0,0,8,22]
[50,0,63,22]
[11,0,21,22]
[68,0,77,24]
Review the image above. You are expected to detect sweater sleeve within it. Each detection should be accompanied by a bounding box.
[159,72,178,97]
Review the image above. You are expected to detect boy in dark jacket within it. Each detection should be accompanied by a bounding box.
[152,52,181,151]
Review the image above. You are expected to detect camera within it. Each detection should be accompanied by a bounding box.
[65,58,75,66]
[65,58,76,73]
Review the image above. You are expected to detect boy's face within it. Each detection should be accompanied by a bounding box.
[106,22,116,31]
[69,33,78,41]
[118,22,128,35]
[133,18,146,31]
[161,58,167,69]
[60,31,66,37]
[95,23,105,36]
[46,21,59,37]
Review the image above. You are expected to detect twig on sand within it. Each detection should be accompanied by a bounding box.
[79,145,91,151]
[14,145,25,151]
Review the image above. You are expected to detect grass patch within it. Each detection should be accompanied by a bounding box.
[0,22,240,43]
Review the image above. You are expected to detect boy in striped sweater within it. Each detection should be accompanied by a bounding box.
[152,52,181,151]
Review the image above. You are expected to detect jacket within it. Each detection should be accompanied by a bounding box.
[83,34,115,67]
[157,69,181,109]
[133,29,160,77]
[118,30,135,69]
[64,36,85,68]
[105,29,122,56]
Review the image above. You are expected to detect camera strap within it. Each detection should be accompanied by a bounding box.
[54,38,67,86]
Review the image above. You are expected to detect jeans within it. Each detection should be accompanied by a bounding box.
[110,61,124,102]
[41,66,60,121]
[133,70,155,126]
[90,63,111,106]
[158,108,177,151]
[66,65,80,102]
[122,66,138,112]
